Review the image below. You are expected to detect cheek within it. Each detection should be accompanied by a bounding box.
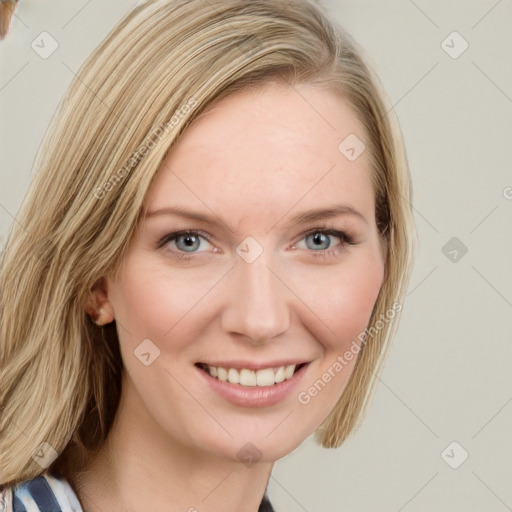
[293,254,384,421]
[110,265,213,342]
[296,251,384,350]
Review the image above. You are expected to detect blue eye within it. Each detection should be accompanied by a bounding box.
[305,232,336,250]
[297,229,354,259]
[159,230,213,259]
[173,233,203,252]
[158,228,355,261]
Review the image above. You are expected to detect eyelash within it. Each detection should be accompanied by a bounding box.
[158,226,356,261]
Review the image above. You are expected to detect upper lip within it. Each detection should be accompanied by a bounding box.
[197,360,310,371]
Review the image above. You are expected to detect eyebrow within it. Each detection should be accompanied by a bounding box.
[145,204,368,228]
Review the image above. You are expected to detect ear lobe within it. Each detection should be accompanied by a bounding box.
[82,277,115,325]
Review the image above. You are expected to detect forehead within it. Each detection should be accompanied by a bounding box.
[146,83,375,228]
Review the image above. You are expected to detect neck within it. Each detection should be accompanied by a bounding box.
[69,375,274,512]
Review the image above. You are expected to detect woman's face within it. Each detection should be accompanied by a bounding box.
[103,83,385,462]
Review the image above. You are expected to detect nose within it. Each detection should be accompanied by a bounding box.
[220,252,291,344]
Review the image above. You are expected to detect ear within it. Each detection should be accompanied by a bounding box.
[82,277,115,325]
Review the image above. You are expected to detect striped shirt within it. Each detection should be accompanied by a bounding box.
[0,474,82,512]
[0,472,275,512]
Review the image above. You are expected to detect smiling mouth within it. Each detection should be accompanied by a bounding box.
[195,362,307,387]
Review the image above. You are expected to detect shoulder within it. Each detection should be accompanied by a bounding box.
[1,474,272,512]
[0,472,83,512]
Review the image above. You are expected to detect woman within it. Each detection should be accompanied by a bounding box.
[0,0,415,510]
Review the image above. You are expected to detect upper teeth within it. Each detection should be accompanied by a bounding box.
[206,364,297,387]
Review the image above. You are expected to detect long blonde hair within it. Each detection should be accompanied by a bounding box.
[0,0,415,487]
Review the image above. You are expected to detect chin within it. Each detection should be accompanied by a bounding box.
[200,422,314,465]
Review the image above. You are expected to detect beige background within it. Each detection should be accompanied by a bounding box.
[1,1,511,510]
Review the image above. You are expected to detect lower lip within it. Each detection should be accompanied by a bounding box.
[196,364,309,408]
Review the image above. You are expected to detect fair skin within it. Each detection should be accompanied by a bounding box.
[76,82,385,512]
